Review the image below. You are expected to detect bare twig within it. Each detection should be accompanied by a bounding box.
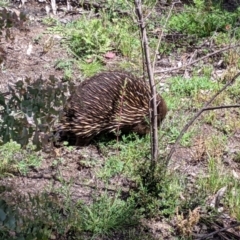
[135,0,159,162]
[195,222,240,240]
[166,72,240,165]
[155,44,240,74]
[199,105,240,111]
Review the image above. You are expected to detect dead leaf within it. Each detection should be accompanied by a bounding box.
[104,51,116,59]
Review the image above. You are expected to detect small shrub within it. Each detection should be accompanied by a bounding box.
[79,193,138,235]
[0,76,74,149]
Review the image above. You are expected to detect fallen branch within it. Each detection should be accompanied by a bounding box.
[155,44,240,74]
[195,222,240,240]
[166,72,240,165]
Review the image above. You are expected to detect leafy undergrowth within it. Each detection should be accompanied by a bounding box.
[0,0,240,239]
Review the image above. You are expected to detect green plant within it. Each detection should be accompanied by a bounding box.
[205,134,227,159]
[0,141,42,176]
[77,60,104,77]
[227,181,240,220]
[0,0,9,7]
[52,14,140,60]
[97,134,149,180]
[67,18,112,58]
[98,155,125,180]
[168,0,240,37]
[63,68,72,81]
[227,77,240,100]
[42,16,58,26]
[55,59,74,80]
[165,76,221,111]
[0,199,17,239]
[169,76,219,98]
[55,59,73,70]
[198,157,240,220]
[0,76,74,149]
[131,167,185,218]
[233,152,240,163]
[78,193,138,235]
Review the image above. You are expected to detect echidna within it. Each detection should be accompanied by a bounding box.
[56,71,167,145]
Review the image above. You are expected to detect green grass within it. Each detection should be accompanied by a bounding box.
[79,193,138,235]
[168,76,220,98]
[97,134,151,181]
[164,75,222,111]
[48,13,140,75]
[96,134,185,218]
[168,0,240,38]
[198,157,240,220]
[1,1,240,238]
[57,16,140,59]
[0,187,138,239]
[77,59,105,77]
[0,141,42,176]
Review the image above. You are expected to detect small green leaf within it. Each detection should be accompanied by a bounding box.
[0,94,6,106]
[5,214,16,229]
[0,208,6,221]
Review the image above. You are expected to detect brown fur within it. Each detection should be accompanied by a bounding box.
[56,71,167,145]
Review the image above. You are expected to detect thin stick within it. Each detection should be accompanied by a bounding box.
[155,44,240,74]
[196,222,240,240]
[166,72,240,165]
[135,0,159,162]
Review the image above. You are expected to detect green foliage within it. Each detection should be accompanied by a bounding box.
[98,155,125,180]
[198,157,240,220]
[0,0,9,7]
[168,0,240,37]
[166,126,195,147]
[98,134,151,181]
[79,193,137,235]
[227,77,240,100]
[77,60,104,77]
[96,134,183,218]
[52,15,140,60]
[164,75,221,110]
[0,76,74,149]
[0,199,17,239]
[169,76,219,98]
[68,18,112,58]
[42,16,58,26]
[0,141,42,176]
[131,164,184,217]
[0,190,137,239]
[14,193,78,240]
[104,0,133,15]
[55,59,73,70]
[55,59,74,80]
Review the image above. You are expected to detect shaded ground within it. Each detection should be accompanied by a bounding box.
[0,1,240,239]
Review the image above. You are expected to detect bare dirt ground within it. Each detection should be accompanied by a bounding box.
[0,1,240,239]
